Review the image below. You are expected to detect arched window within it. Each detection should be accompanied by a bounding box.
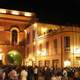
[12,30,18,45]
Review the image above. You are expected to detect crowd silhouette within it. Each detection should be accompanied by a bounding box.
[0,64,80,80]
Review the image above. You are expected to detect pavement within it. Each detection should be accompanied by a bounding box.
[38,76,44,80]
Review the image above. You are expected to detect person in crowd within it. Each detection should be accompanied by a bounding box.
[0,70,3,80]
[44,66,51,80]
[20,66,28,80]
[8,67,18,80]
[62,68,68,80]
[50,66,54,77]
[33,66,38,80]
[27,66,34,80]
[2,70,6,80]
[73,70,80,80]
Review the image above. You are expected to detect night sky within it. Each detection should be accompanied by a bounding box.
[0,0,80,25]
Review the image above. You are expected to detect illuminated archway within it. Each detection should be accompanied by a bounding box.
[7,50,22,65]
[10,27,19,44]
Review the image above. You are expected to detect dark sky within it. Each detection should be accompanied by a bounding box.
[0,0,80,25]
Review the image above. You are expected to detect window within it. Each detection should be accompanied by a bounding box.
[54,39,57,54]
[39,44,42,51]
[64,36,70,47]
[32,30,35,42]
[27,32,30,44]
[46,41,49,54]
[52,59,59,68]
[33,45,36,55]
[27,47,30,56]
[12,30,18,45]
[64,36,70,53]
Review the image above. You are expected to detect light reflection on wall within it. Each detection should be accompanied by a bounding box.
[64,60,71,67]
[0,54,3,60]
[71,46,80,54]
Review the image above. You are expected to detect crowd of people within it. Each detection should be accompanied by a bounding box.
[0,65,80,80]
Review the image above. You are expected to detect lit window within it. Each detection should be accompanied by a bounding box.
[24,12,32,16]
[11,10,19,15]
[0,9,6,13]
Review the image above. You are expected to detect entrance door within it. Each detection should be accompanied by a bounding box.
[7,50,22,65]
[52,59,59,69]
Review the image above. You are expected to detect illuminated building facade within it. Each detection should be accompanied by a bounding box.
[0,8,36,65]
[0,8,80,68]
[28,23,80,68]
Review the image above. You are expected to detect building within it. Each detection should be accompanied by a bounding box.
[0,8,80,68]
[27,23,80,68]
[0,8,36,65]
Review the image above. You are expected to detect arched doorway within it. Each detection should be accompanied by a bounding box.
[7,50,22,65]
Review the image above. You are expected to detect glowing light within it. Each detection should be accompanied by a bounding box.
[74,48,80,54]
[0,9,6,13]
[24,12,32,16]
[33,23,37,29]
[71,47,80,54]
[14,51,17,55]
[33,41,36,45]
[41,27,47,34]
[8,50,18,56]
[41,49,47,56]
[64,60,71,67]
[24,30,27,33]
[27,60,32,66]
[37,49,47,56]
[26,55,35,66]
[10,54,14,57]
[0,54,3,60]
[11,10,19,15]
[38,40,43,44]
[37,50,41,55]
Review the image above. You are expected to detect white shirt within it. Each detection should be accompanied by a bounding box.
[21,70,28,80]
